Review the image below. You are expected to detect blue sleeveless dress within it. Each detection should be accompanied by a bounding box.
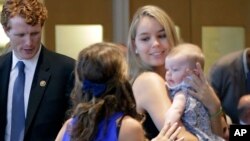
[62,112,123,141]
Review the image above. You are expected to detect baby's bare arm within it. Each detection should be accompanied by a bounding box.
[165,92,186,125]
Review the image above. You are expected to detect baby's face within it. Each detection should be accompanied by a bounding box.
[165,55,190,87]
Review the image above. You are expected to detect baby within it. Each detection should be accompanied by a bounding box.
[165,43,224,141]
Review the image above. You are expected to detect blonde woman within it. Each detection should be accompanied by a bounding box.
[127,5,227,140]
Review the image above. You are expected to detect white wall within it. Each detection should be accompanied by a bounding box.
[55,25,103,59]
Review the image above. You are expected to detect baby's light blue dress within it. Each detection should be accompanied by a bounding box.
[168,82,224,141]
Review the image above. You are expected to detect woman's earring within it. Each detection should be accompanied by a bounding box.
[135,49,138,54]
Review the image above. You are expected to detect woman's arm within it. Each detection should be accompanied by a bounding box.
[132,72,198,141]
[55,119,72,141]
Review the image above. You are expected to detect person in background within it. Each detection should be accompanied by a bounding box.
[209,48,250,124]
[165,43,224,140]
[0,0,75,140]
[237,95,250,125]
[55,42,184,141]
[127,5,227,140]
[0,42,12,56]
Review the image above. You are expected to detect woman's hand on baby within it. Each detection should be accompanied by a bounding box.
[184,62,221,112]
[151,122,184,141]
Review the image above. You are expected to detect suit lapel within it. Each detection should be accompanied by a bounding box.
[25,47,51,134]
[0,53,12,138]
[0,53,12,107]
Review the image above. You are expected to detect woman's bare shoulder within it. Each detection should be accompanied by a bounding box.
[119,116,145,141]
[55,118,73,141]
[132,71,170,115]
[134,72,165,87]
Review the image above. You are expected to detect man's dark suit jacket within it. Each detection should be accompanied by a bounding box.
[209,50,247,124]
[0,46,75,141]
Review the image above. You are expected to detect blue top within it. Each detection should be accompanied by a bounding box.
[63,112,124,141]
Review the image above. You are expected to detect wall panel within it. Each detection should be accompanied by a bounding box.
[44,0,113,51]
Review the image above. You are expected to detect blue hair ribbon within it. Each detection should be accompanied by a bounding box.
[82,79,107,97]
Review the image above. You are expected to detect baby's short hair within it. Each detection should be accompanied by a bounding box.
[167,43,205,69]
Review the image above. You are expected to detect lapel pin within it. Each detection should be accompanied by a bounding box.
[40,80,46,87]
